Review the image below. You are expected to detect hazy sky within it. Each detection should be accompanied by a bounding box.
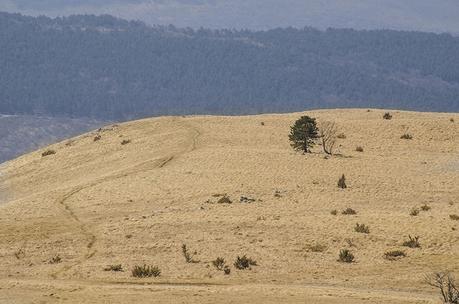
[1,0,459,33]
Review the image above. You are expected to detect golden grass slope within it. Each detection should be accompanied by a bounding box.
[0,109,458,303]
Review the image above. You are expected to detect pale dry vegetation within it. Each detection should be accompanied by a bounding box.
[0,109,458,303]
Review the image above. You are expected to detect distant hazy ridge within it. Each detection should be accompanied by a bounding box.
[1,12,459,121]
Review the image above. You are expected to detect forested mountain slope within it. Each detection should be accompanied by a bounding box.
[1,12,459,120]
[2,0,459,33]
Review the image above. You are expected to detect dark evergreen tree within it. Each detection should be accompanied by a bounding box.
[289,116,319,153]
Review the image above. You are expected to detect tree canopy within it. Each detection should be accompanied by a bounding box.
[1,12,459,120]
[289,116,319,153]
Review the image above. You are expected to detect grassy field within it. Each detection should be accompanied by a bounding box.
[0,109,458,303]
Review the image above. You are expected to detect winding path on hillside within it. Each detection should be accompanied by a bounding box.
[51,118,201,278]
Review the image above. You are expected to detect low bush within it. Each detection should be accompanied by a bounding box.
[338,249,355,263]
[42,150,56,157]
[400,133,413,140]
[104,264,123,272]
[402,235,421,248]
[354,223,370,234]
[384,250,406,260]
[132,265,161,278]
[342,208,357,215]
[182,244,199,263]
[383,112,393,120]
[217,195,232,204]
[240,196,256,203]
[355,146,364,152]
[49,255,62,264]
[421,204,431,211]
[212,257,226,270]
[234,255,257,270]
[338,174,347,189]
[410,208,420,216]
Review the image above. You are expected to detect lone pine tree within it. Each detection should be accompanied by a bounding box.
[289,116,319,153]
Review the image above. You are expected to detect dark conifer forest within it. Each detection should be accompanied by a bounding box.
[1,12,458,120]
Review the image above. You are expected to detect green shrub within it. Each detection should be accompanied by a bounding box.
[383,112,393,120]
[342,208,357,215]
[182,244,199,263]
[132,265,161,278]
[234,255,257,270]
[338,249,355,263]
[450,214,459,221]
[402,235,421,248]
[330,209,338,216]
[212,257,226,271]
[400,133,413,140]
[42,149,56,157]
[354,223,370,234]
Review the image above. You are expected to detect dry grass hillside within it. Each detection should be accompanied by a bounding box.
[0,109,458,303]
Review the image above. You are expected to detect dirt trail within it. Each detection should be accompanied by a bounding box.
[0,277,437,303]
[51,118,201,278]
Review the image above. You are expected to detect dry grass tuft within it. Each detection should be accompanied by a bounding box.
[354,223,370,234]
[342,208,357,215]
[338,249,355,263]
[402,235,421,248]
[42,150,56,157]
[104,264,123,272]
[234,255,257,270]
[132,265,161,278]
[384,250,406,260]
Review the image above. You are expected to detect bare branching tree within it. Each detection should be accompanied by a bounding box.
[319,121,338,155]
[425,272,459,304]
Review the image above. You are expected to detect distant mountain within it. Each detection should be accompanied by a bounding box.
[1,0,459,33]
[1,12,458,120]
[0,114,104,163]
